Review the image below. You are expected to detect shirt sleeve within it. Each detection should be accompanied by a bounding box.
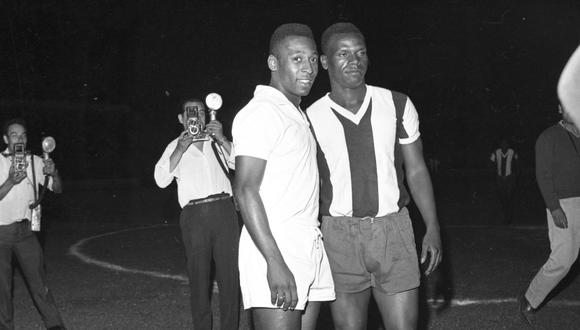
[535,133,560,211]
[154,140,179,188]
[232,102,282,161]
[398,98,421,145]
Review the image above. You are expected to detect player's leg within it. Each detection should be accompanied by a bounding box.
[329,290,371,330]
[300,301,321,330]
[373,288,418,330]
[320,216,372,330]
[371,210,420,330]
[252,308,302,330]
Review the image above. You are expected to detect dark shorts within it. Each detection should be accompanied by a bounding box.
[321,208,420,294]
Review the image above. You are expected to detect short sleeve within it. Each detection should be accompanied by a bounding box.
[232,102,282,161]
[398,98,420,144]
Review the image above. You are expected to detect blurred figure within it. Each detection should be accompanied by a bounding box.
[490,138,518,224]
[154,99,239,330]
[0,118,65,330]
[232,23,335,330]
[518,104,580,327]
[558,45,580,126]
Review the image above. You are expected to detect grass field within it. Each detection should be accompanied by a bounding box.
[9,170,580,329]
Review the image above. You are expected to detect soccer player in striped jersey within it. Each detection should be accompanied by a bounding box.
[307,22,442,330]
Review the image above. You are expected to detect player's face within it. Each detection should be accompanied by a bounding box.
[3,123,27,153]
[271,36,319,104]
[322,33,368,90]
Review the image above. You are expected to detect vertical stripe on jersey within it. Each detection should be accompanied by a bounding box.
[331,102,379,217]
[307,115,333,217]
[391,91,411,210]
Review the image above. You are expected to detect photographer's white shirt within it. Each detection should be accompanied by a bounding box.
[0,149,53,225]
[154,139,232,208]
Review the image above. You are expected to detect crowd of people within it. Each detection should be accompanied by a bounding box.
[1,21,579,330]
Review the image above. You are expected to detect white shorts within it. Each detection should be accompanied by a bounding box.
[238,224,335,310]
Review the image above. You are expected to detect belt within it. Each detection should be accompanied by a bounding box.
[359,209,404,223]
[187,193,231,206]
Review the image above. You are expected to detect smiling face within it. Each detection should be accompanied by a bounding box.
[321,32,368,91]
[269,35,319,106]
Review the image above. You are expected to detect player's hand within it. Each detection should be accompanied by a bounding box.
[176,131,194,153]
[421,228,442,276]
[8,165,27,184]
[42,158,58,176]
[267,259,298,311]
[551,208,568,229]
[206,120,227,144]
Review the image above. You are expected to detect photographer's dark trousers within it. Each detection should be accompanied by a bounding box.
[180,195,240,330]
[0,220,64,330]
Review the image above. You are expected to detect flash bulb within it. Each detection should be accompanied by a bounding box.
[205,93,223,111]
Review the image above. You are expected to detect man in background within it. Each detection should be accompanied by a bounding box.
[0,118,65,330]
[519,104,580,327]
[154,99,239,330]
[490,138,518,224]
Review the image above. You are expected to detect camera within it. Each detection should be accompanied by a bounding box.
[186,105,209,141]
[13,143,27,172]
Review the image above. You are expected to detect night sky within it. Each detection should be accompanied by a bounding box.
[1,0,579,182]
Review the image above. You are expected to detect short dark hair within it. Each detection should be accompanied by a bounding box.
[2,118,27,136]
[321,22,365,55]
[269,23,315,57]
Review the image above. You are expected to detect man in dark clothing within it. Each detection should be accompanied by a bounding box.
[490,139,518,224]
[518,104,580,327]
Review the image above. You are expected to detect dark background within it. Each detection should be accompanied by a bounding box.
[1,0,579,183]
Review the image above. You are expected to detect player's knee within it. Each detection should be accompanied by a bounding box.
[331,308,366,330]
[381,311,416,330]
[332,317,366,330]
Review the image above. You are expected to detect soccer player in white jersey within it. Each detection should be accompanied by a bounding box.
[307,22,442,330]
[232,23,335,330]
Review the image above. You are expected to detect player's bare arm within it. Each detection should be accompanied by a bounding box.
[401,138,442,275]
[234,155,298,311]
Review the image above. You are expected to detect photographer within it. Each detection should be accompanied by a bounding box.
[0,118,65,330]
[154,98,239,330]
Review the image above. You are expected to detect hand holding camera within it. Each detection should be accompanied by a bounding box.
[176,130,195,152]
[8,164,27,185]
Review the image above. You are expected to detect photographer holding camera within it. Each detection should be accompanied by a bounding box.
[154,98,239,330]
[0,118,65,330]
